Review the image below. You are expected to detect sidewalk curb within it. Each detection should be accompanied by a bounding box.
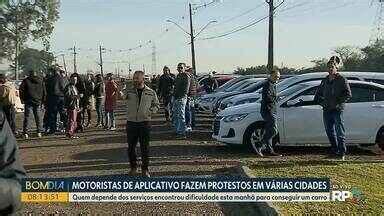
[235,165,280,216]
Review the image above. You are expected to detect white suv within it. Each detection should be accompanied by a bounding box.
[213,80,384,152]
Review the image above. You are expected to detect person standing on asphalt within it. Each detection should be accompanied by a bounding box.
[203,73,218,94]
[0,74,18,134]
[157,66,174,124]
[150,75,158,93]
[64,75,81,139]
[0,108,26,215]
[172,63,190,139]
[71,72,86,133]
[314,56,352,161]
[185,66,197,132]
[84,73,95,128]
[94,74,105,127]
[19,69,46,139]
[105,73,118,131]
[45,67,66,134]
[125,70,160,177]
[257,69,281,157]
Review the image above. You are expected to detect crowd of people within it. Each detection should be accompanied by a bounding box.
[0,67,121,139]
[0,62,219,141]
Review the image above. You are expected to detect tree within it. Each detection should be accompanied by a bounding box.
[333,46,364,71]
[0,0,60,76]
[360,40,384,72]
[17,47,54,76]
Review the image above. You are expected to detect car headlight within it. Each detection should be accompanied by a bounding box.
[223,113,249,122]
[201,97,216,103]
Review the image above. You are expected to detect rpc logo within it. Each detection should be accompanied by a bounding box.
[331,191,352,201]
[332,188,364,203]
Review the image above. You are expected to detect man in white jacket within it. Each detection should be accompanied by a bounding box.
[0,74,18,134]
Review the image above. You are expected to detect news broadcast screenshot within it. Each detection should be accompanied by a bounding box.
[1,0,384,215]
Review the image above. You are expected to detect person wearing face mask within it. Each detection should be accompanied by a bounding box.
[314,56,352,160]
[125,71,160,177]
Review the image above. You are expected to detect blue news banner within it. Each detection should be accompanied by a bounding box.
[22,176,331,203]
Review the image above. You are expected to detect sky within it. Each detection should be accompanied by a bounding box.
[0,0,379,75]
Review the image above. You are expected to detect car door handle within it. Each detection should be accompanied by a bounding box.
[372,105,384,108]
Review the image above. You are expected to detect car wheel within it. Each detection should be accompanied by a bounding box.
[378,128,384,151]
[244,123,278,153]
[244,123,265,153]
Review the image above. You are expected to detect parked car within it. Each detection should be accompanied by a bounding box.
[219,72,384,111]
[196,78,265,113]
[213,80,384,152]
[197,74,236,95]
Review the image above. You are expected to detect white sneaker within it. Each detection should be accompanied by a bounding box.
[24,134,29,139]
[110,127,116,131]
[37,133,42,138]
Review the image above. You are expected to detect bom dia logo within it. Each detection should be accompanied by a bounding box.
[25,180,66,191]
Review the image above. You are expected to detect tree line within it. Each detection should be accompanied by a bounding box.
[234,40,384,75]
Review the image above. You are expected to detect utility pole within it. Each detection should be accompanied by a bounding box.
[71,45,78,74]
[371,0,384,43]
[99,45,105,77]
[151,42,157,74]
[189,3,197,75]
[266,0,274,72]
[167,3,217,75]
[62,54,67,74]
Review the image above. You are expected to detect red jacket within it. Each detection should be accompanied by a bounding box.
[105,80,118,111]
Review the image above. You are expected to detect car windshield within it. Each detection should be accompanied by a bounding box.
[242,80,266,92]
[277,83,308,101]
[254,78,291,94]
[224,80,250,92]
[276,76,299,92]
[215,77,240,92]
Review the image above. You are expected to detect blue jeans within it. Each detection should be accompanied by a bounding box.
[95,97,105,125]
[23,104,43,134]
[47,96,65,133]
[323,110,346,156]
[185,98,196,128]
[173,97,187,135]
[261,111,278,153]
[105,110,115,128]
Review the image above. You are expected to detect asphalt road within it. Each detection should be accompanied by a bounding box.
[16,101,383,215]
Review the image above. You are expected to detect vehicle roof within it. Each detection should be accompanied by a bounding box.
[295,71,384,77]
[302,80,384,88]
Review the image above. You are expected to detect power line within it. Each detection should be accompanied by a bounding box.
[210,2,266,28]
[198,1,286,41]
